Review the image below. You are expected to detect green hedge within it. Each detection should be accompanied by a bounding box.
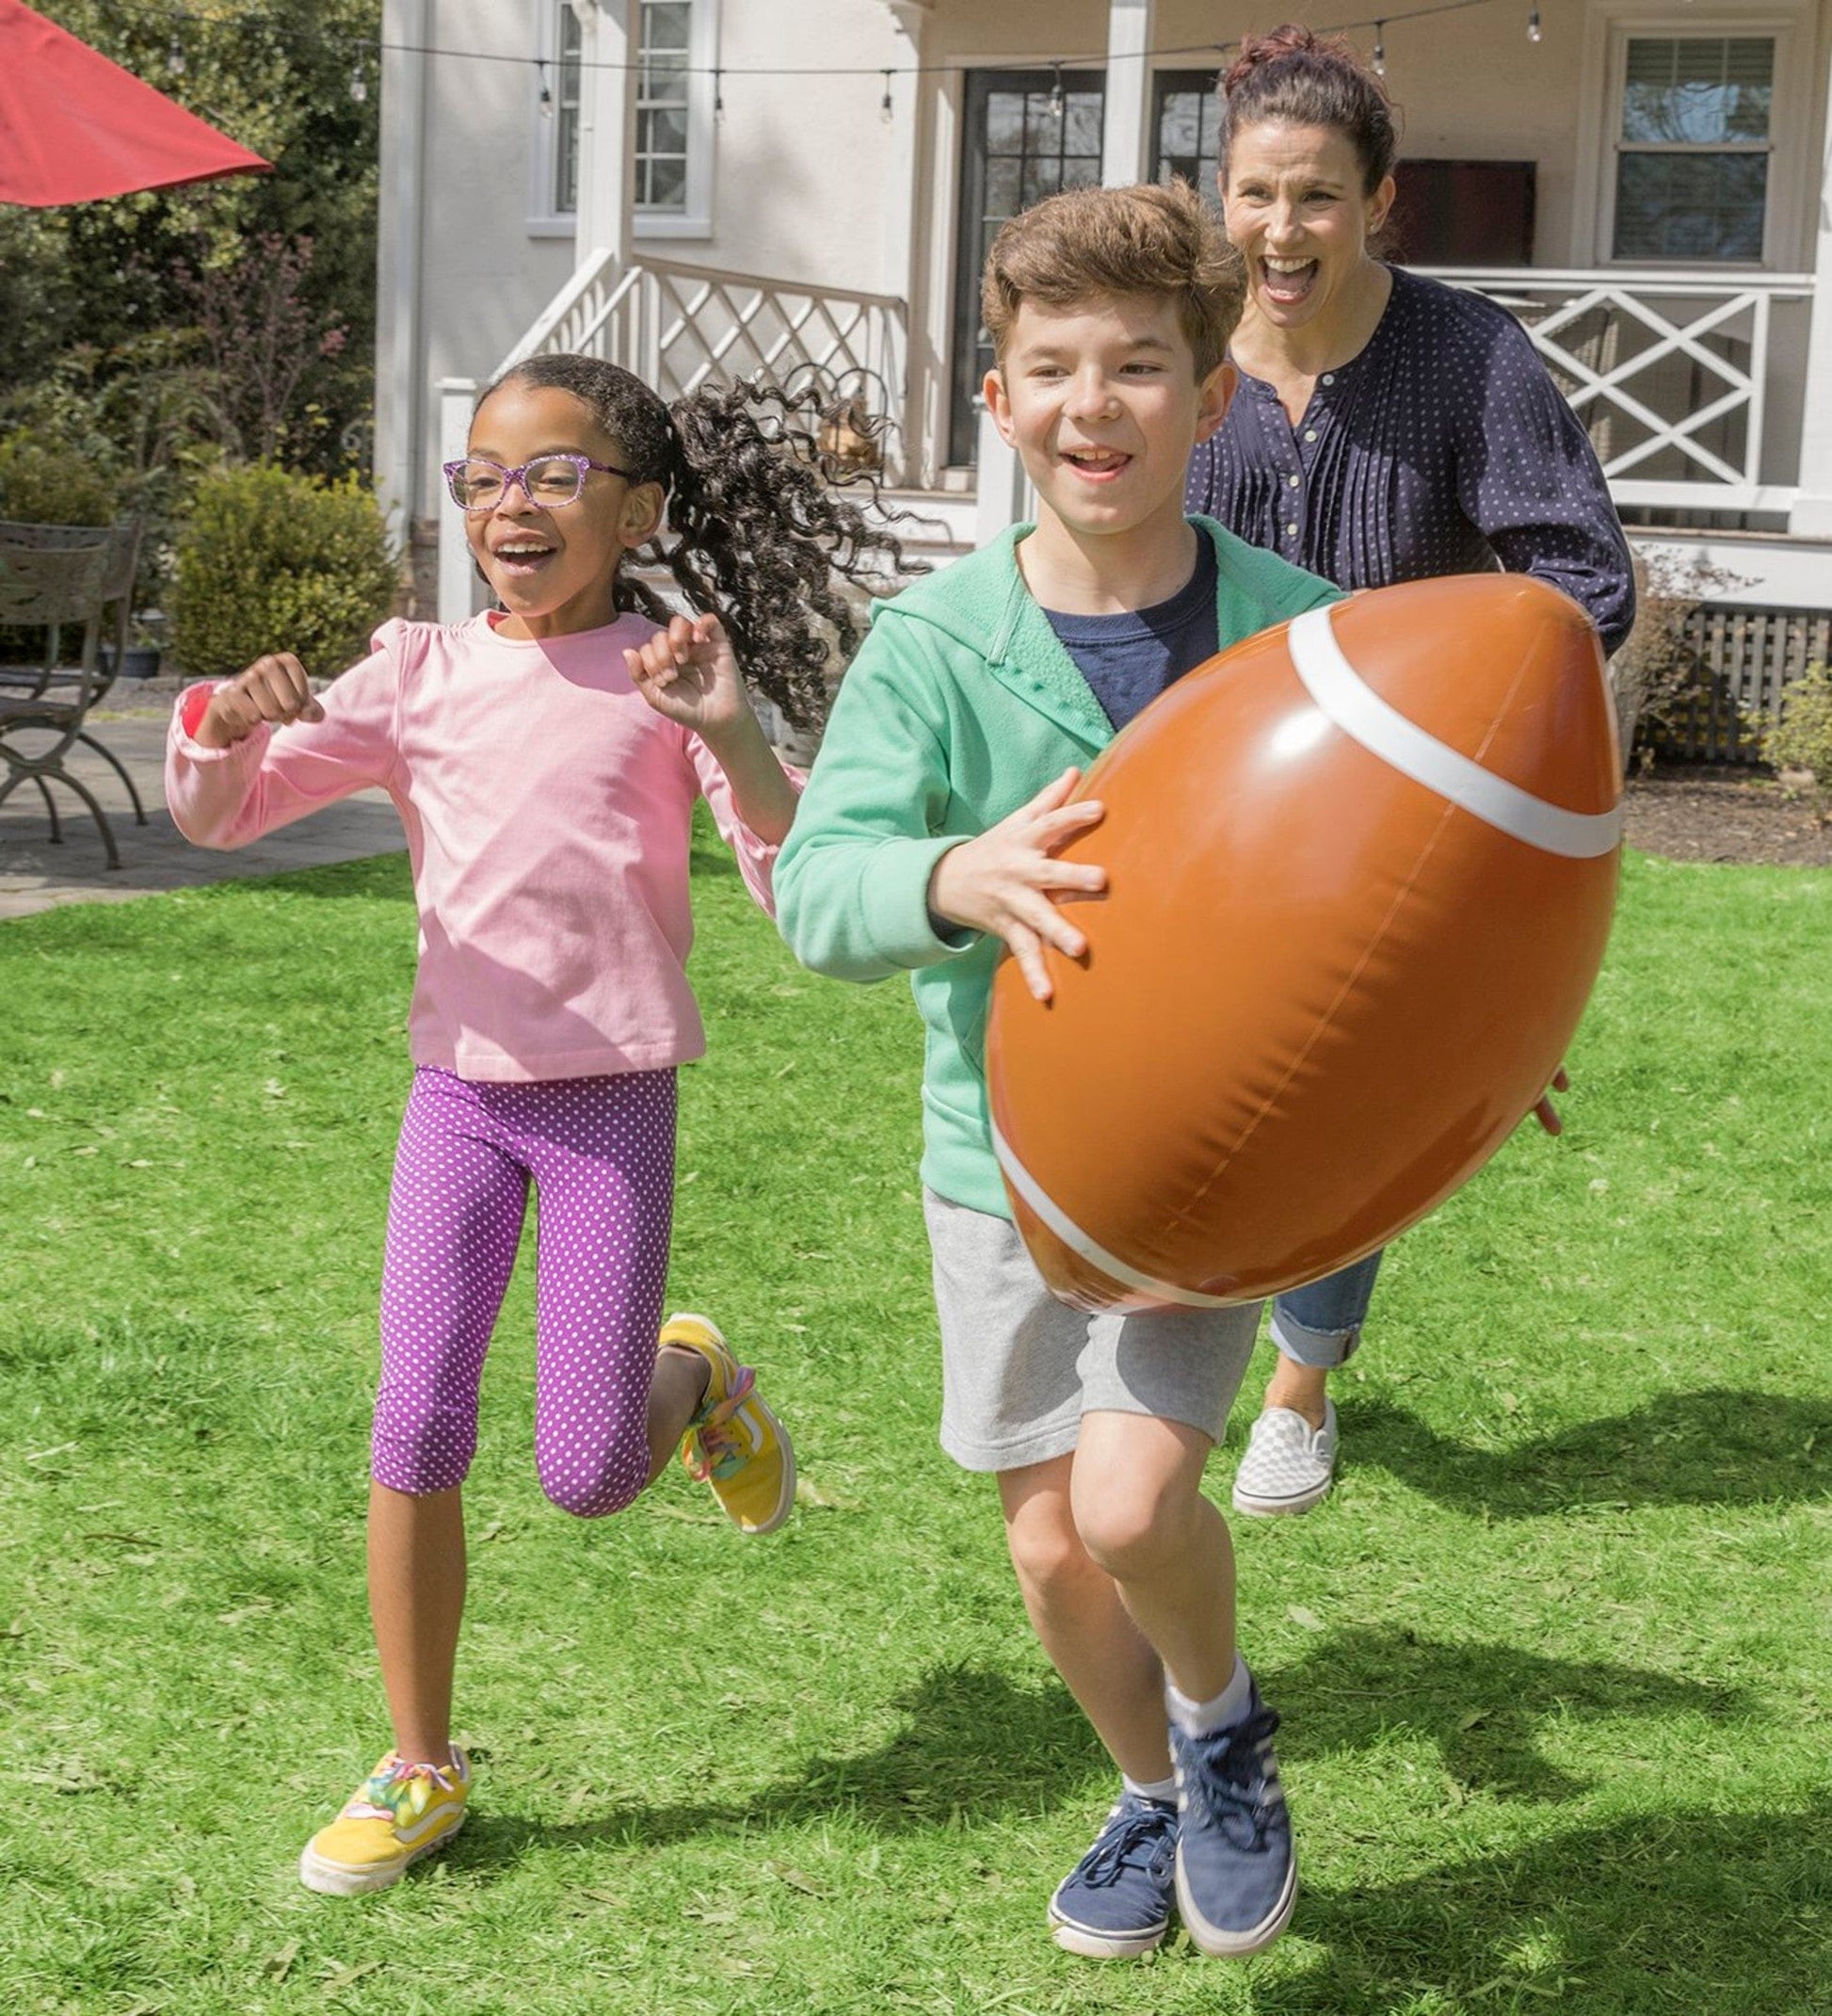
[0,434,120,527]
[170,462,398,682]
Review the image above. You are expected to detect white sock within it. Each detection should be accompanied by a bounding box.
[1166,1655,1252,1735]
[1121,1771,1179,1806]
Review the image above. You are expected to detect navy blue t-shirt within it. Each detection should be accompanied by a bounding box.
[1042,535,1220,733]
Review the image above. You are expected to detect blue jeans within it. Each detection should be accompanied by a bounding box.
[1269,1250,1383,1369]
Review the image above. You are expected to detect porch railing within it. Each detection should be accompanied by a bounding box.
[965,266,1819,551]
[439,250,909,620]
[1421,266,1815,516]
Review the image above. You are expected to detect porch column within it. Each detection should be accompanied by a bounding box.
[1101,0,1156,185]
[883,1,934,485]
[437,379,479,625]
[1791,48,1832,535]
[573,0,636,270]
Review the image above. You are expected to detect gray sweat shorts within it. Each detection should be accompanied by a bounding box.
[924,1188,1262,1474]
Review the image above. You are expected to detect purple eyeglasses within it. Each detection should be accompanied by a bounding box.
[442,452,633,513]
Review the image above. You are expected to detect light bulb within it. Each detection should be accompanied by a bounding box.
[881,69,893,123]
[1527,4,1542,40]
[1373,24,1387,74]
[350,64,368,104]
[1048,64,1065,121]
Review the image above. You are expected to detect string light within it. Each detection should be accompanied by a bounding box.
[880,67,893,123]
[167,37,185,75]
[714,65,725,122]
[537,57,553,117]
[1526,2,1542,39]
[1373,21,1387,72]
[349,63,367,102]
[1047,61,1065,121]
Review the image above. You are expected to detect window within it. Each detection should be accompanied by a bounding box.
[1152,73,1221,195]
[634,0,715,234]
[635,2,692,211]
[553,7,583,216]
[1610,35,1775,261]
[531,2,586,232]
[535,0,716,237]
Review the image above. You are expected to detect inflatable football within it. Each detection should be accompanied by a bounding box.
[985,573,1621,1314]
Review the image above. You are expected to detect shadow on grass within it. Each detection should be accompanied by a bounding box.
[1279,1794,1832,2016]
[454,1631,1749,1876]
[458,1661,1101,1868]
[1347,1387,1831,1517]
[1263,1630,1749,1802]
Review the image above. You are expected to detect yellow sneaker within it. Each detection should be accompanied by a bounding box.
[297,1746,470,1896]
[662,1312,795,1536]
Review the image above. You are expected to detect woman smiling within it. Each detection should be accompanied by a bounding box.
[1185,24,1635,1521]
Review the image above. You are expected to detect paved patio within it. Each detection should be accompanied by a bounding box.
[0,706,403,921]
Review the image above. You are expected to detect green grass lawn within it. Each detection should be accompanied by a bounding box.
[2,833,1828,2016]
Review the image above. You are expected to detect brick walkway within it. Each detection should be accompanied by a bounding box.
[0,707,403,922]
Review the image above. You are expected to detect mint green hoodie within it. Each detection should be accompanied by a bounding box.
[775,516,1342,1218]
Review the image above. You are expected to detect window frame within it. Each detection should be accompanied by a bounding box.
[1575,5,1809,271]
[1602,27,1779,266]
[633,0,719,243]
[526,0,585,239]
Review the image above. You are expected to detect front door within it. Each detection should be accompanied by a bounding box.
[949,69,1107,467]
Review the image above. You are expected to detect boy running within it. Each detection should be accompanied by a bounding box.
[776,183,1340,1960]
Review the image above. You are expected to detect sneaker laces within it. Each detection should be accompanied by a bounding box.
[1074,1800,1177,1889]
[681,1364,758,1482]
[1180,1707,1282,1852]
[346,1752,458,1822]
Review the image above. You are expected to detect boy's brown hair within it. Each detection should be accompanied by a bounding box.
[981,179,1245,380]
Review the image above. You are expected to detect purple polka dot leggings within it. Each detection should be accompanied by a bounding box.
[372,1065,676,1518]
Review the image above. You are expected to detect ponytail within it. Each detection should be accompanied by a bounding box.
[484,355,916,728]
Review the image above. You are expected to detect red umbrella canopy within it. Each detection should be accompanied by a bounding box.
[0,0,270,205]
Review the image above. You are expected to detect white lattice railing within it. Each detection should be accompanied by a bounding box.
[1422,267,1816,515]
[504,249,907,451]
[439,251,909,619]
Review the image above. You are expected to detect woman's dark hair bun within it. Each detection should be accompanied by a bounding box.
[1218,23,1398,193]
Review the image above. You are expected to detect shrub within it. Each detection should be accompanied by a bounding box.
[1764,664,1832,794]
[1609,548,1747,767]
[170,462,398,681]
[0,431,120,527]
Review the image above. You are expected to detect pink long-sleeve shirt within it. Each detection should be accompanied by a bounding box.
[166,612,796,1082]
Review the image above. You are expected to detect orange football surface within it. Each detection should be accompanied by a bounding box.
[985,573,1622,1313]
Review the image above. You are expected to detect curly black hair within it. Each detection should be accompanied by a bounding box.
[481,353,919,729]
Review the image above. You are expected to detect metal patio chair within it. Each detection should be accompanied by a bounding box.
[0,531,124,868]
[0,518,149,827]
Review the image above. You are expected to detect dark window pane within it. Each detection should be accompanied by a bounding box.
[644,2,692,53]
[985,156,1022,218]
[646,155,688,209]
[1063,94,1103,154]
[1621,36,1772,144]
[987,91,1026,149]
[1614,150,1766,260]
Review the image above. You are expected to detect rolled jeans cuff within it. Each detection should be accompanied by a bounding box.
[1267,1305,1362,1368]
[1268,1248,1384,1368]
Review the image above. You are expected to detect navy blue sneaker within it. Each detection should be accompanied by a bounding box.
[1047,1790,1179,1959]
[1169,1687,1296,1958]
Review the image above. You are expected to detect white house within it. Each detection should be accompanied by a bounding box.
[376,0,1832,744]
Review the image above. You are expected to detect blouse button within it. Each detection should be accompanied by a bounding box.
[1285,521,1299,536]
[1303,427,1318,442]
[1287,474,1301,488]
[1321,372,1336,385]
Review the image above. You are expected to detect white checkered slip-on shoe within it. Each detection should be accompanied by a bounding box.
[1231,1400,1338,1517]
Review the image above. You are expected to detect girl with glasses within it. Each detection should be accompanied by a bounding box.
[165,353,910,1895]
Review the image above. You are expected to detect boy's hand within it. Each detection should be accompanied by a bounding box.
[194,653,324,749]
[625,613,751,739]
[928,768,1106,1003]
